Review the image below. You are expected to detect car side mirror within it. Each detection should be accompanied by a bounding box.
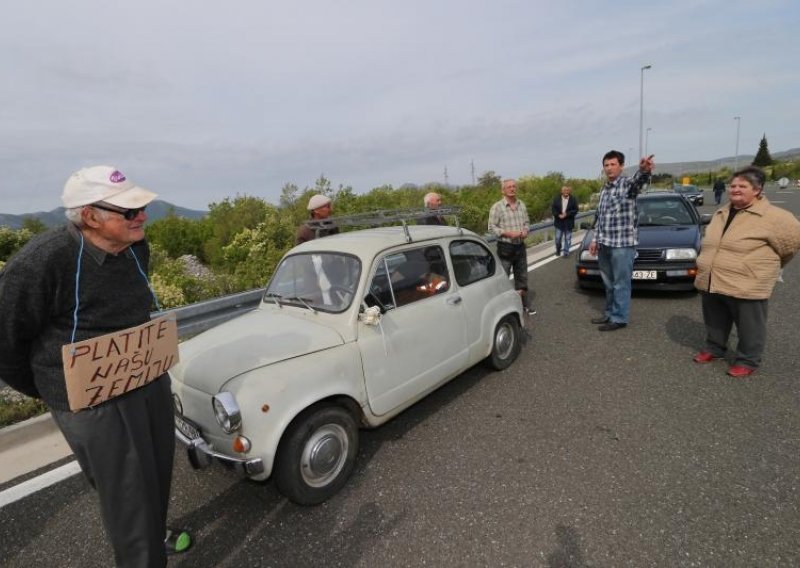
[700,214,712,225]
[359,305,383,326]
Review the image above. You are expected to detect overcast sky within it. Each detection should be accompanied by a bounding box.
[2,0,798,214]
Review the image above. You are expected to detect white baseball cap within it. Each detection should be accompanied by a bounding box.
[62,166,158,209]
[307,194,332,211]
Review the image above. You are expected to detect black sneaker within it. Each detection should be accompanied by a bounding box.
[524,307,537,316]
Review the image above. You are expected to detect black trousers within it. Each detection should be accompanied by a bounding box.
[498,242,530,308]
[52,375,175,568]
[701,292,768,369]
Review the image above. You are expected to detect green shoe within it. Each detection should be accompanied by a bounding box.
[165,528,192,555]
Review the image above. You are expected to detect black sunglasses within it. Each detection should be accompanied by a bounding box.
[91,203,147,221]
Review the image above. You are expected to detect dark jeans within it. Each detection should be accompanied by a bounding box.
[498,242,529,308]
[701,292,768,369]
[52,375,175,568]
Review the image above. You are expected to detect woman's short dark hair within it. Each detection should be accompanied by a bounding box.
[731,166,766,189]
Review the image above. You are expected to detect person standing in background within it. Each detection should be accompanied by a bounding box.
[489,179,535,315]
[420,192,446,225]
[551,185,579,257]
[296,194,339,245]
[713,178,726,205]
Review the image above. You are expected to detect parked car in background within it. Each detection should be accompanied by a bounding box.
[672,183,704,206]
[576,192,710,291]
[170,220,524,505]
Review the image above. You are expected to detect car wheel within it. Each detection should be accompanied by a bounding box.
[486,314,521,371]
[274,404,359,505]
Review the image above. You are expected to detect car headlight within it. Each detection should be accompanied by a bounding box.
[665,248,697,261]
[580,250,598,261]
[212,392,242,433]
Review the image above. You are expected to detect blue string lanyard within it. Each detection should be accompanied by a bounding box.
[69,233,161,345]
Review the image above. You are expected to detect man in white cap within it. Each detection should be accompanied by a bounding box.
[0,166,190,566]
[295,193,339,245]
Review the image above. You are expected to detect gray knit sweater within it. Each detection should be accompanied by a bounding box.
[0,224,154,411]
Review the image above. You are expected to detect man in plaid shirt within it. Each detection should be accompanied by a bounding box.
[489,178,535,315]
[589,150,654,331]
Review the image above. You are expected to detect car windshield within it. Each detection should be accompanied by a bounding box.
[265,253,361,313]
[673,185,698,193]
[637,198,696,226]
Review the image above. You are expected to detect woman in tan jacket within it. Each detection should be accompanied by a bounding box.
[693,166,800,377]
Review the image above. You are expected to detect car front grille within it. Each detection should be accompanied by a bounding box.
[636,249,663,262]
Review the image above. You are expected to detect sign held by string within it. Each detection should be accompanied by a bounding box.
[61,315,179,411]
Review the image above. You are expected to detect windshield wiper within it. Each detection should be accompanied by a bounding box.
[284,296,317,312]
[265,292,283,307]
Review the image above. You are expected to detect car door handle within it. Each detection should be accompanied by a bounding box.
[446,295,462,305]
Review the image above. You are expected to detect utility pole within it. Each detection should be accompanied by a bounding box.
[471,159,476,185]
[444,166,449,186]
[639,64,652,160]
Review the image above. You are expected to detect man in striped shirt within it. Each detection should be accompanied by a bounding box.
[589,151,654,331]
[489,178,535,315]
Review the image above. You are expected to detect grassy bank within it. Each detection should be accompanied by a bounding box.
[0,388,48,428]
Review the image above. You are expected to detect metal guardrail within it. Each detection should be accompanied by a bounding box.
[483,210,596,243]
[156,288,264,339]
[160,210,599,338]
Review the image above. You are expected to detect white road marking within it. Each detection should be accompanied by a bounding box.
[0,461,81,508]
[6,241,576,507]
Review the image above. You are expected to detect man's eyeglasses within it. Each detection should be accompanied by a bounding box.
[91,203,147,221]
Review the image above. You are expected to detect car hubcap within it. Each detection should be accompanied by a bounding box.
[495,322,514,360]
[301,424,349,487]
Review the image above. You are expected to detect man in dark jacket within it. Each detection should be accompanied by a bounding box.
[0,166,190,567]
[551,185,579,257]
[420,192,446,225]
[295,193,339,244]
[713,178,726,205]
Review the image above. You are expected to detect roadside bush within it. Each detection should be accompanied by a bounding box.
[0,389,48,427]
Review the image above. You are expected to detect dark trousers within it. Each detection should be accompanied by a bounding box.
[499,243,530,308]
[52,375,175,568]
[701,292,768,369]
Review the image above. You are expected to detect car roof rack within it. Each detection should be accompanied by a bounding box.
[305,207,464,243]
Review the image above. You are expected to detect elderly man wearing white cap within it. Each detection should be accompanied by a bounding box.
[0,166,190,566]
[295,193,340,245]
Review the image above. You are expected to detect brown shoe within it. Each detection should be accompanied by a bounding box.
[727,365,755,377]
[693,351,721,363]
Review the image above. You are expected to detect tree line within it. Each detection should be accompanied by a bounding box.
[4,151,800,308]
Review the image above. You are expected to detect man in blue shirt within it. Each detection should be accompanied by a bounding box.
[589,151,654,331]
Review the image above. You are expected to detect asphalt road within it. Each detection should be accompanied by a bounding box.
[2,185,800,567]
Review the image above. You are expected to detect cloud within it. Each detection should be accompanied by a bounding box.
[1,0,798,213]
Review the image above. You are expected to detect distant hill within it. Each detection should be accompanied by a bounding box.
[625,147,800,178]
[0,200,207,230]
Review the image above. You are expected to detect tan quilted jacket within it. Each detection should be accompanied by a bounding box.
[694,196,800,299]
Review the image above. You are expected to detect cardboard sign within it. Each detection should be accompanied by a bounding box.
[61,315,179,411]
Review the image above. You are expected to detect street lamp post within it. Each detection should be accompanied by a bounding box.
[645,127,652,157]
[639,64,652,160]
[733,116,741,171]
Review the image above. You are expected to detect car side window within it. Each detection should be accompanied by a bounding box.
[365,246,450,310]
[449,240,496,286]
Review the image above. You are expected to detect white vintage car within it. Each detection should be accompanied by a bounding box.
[170,222,524,504]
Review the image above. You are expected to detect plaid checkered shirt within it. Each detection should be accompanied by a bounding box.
[489,198,530,244]
[594,170,651,247]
